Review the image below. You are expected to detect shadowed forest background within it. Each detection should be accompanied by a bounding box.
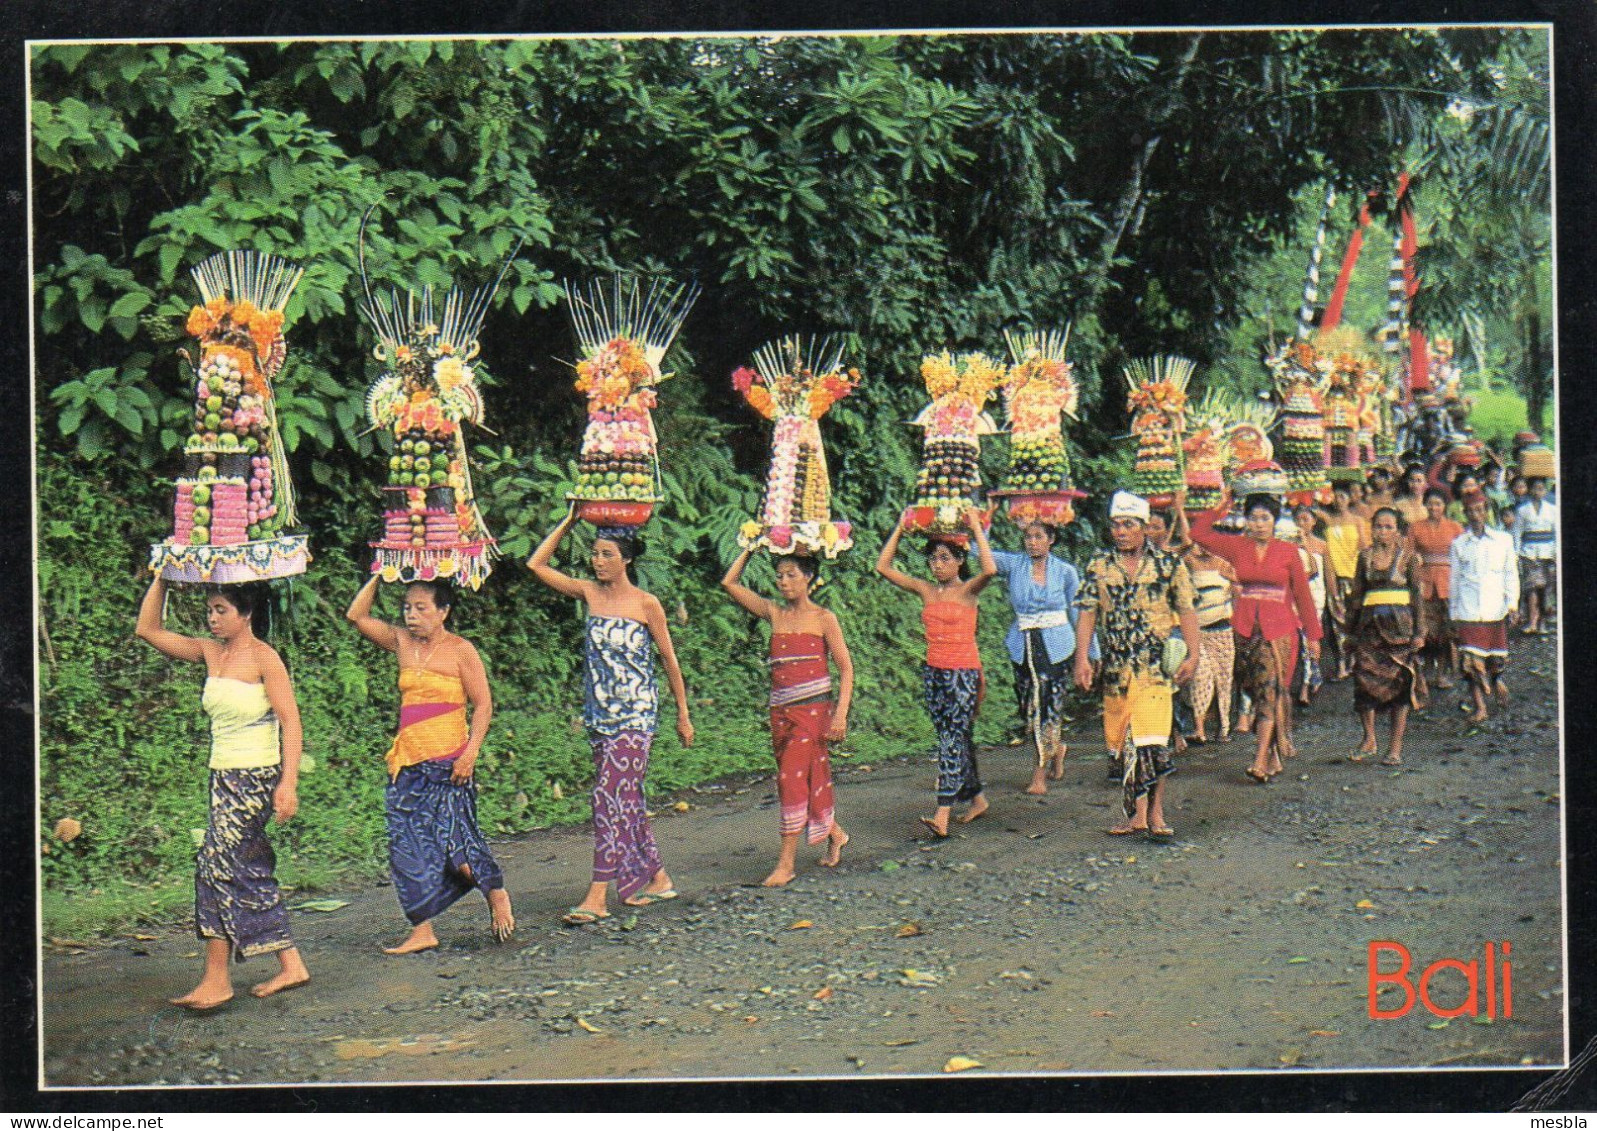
[31,30,1551,933]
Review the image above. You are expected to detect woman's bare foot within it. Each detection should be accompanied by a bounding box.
[1048,748,1066,780]
[1493,680,1511,708]
[171,976,233,1010]
[1468,707,1489,725]
[1108,820,1148,835]
[820,829,849,867]
[487,888,516,942]
[761,866,796,887]
[383,922,439,955]
[250,949,310,999]
[919,814,950,838]
[1025,766,1049,795]
[956,795,989,824]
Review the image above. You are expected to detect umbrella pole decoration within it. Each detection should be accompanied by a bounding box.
[733,335,861,558]
[1296,184,1337,341]
[990,327,1088,528]
[563,273,700,530]
[904,350,1006,545]
[360,218,516,590]
[148,250,313,585]
[1123,355,1194,509]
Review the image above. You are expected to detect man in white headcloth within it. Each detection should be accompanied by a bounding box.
[1075,490,1200,838]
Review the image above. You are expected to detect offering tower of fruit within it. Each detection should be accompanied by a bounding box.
[904,351,1004,542]
[564,275,699,529]
[1123,356,1195,507]
[990,328,1086,528]
[1321,353,1364,484]
[148,250,311,584]
[1180,389,1231,513]
[361,274,504,590]
[734,335,860,558]
[1270,340,1330,504]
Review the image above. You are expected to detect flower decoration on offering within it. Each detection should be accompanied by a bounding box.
[358,215,518,590]
[149,250,312,585]
[1179,389,1232,513]
[563,273,700,529]
[1321,353,1365,485]
[1123,355,1195,508]
[1268,339,1330,504]
[989,328,1087,527]
[734,335,860,558]
[905,350,1005,541]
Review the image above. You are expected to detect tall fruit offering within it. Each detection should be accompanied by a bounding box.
[1269,340,1330,505]
[149,251,311,584]
[1124,356,1194,508]
[734,335,860,558]
[563,275,699,530]
[904,351,1004,544]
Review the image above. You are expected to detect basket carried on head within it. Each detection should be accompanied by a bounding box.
[1123,355,1194,509]
[904,350,1005,545]
[989,328,1088,528]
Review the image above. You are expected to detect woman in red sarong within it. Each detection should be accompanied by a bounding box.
[1186,486,1322,783]
[722,547,852,887]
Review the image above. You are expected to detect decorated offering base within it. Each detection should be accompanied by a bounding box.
[905,506,992,547]
[369,541,492,589]
[735,337,860,559]
[574,498,656,529]
[991,489,1086,528]
[151,534,310,585]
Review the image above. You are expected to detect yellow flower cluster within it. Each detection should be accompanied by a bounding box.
[186,298,285,359]
[434,356,468,391]
[921,351,1005,404]
[575,336,654,410]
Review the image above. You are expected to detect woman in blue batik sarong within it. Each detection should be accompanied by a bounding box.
[529,506,695,925]
[136,576,311,1009]
[347,575,515,953]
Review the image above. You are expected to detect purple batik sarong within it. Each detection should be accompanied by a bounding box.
[195,767,295,961]
[385,758,505,925]
[588,728,661,901]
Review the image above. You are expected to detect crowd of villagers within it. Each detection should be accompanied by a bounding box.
[131,451,1554,1011]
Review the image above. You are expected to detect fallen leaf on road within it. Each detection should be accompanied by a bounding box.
[53,818,82,842]
[672,801,692,812]
[884,1039,920,1047]
[788,920,813,930]
[1355,900,1375,910]
[131,934,157,941]
[900,969,941,987]
[621,915,639,931]
[879,860,901,872]
[896,923,922,938]
[1308,1030,1340,1037]
[744,1016,759,1024]
[1091,1010,1115,1018]
[1280,1048,1302,1066]
[1287,956,1310,964]
[1123,855,1137,864]
[943,1056,983,1073]
[47,938,95,950]
[1427,1020,1450,1030]
[293,899,349,913]
[576,1018,602,1033]
[813,986,834,1001]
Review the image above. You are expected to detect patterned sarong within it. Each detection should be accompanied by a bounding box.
[921,665,982,805]
[588,728,662,900]
[1456,619,1510,681]
[1013,628,1069,768]
[195,766,294,961]
[1104,673,1175,818]
[770,700,836,844]
[1352,609,1427,711]
[1189,624,1235,740]
[385,759,504,925]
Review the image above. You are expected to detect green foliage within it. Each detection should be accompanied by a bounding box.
[32,32,1551,932]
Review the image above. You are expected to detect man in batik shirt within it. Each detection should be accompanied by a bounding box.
[1075,491,1201,839]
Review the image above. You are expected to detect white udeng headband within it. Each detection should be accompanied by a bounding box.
[1109,490,1150,522]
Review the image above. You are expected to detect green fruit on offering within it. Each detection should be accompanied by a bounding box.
[605,472,619,484]
[414,473,431,488]
[247,524,261,539]
[192,506,211,525]
[415,441,431,456]
[204,413,221,431]
[401,440,415,454]
[389,456,402,471]
[206,395,223,412]
[191,484,211,505]
[415,457,431,472]
[243,436,260,453]
[191,526,209,544]
[198,467,218,482]
[219,433,239,450]
[400,455,415,471]
[398,473,413,486]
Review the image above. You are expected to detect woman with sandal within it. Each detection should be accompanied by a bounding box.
[990,520,1090,793]
[1187,486,1322,783]
[347,576,515,951]
[136,577,311,1008]
[1180,536,1237,745]
[1407,487,1463,691]
[528,509,693,924]
[722,548,852,886]
[1346,507,1428,766]
[876,507,998,838]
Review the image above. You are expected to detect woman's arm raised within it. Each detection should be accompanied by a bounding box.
[875,511,929,597]
[134,575,208,663]
[964,507,1000,595]
[720,546,774,621]
[526,506,589,601]
[345,574,400,652]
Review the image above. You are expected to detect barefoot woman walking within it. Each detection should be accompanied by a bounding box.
[135,577,311,1008]
[723,548,852,886]
[346,576,514,952]
[876,508,998,837]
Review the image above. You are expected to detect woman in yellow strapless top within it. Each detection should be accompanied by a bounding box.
[135,576,310,1011]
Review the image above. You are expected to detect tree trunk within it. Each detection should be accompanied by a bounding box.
[1522,265,1547,435]
[1079,33,1204,313]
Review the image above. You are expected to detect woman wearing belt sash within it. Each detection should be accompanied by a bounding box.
[877,507,998,837]
[1348,507,1428,765]
[1181,537,1237,744]
[990,521,1091,795]
[1407,487,1463,690]
[1187,487,1322,783]
[136,577,311,1009]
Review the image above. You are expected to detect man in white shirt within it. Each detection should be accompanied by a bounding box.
[1512,477,1557,635]
[1449,491,1521,723]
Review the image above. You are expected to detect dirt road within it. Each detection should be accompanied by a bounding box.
[41,633,1564,1086]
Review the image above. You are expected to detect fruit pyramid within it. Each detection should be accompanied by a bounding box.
[1321,353,1363,484]
[734,335,860,558]
[564,274,699,529]
[361,274,504,590]
[148,251,311,585]
[1123,356,1195,506]
[905,351,1004,540]
[992,329,1086,527]
[1181,390,1231,513]
[1272,341,1329,502]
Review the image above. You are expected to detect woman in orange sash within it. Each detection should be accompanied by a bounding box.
[876,508,998,837]
[347,576,513,953]
[1407,487,1463,690]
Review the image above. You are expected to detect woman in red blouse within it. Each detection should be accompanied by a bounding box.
[1185,487,1323,782]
